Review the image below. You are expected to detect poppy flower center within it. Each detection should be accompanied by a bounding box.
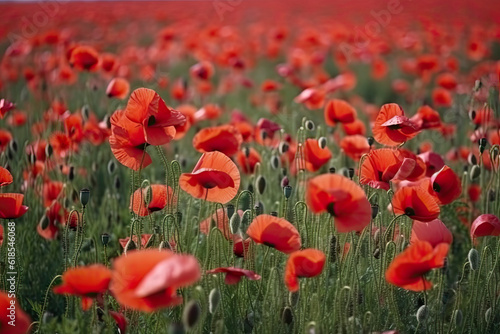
[326,202,336,216]
[388,125,401,130]
[264,241,276,248]
[148,115,156,126]
[404,207,415,216]
[433,183,441,193]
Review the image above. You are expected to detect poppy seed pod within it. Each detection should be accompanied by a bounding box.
[452,309,463,326]
[367,136,374,146]
[81,105,90,121]
[243,146,250,158]
[79,188,90,207]
[417,305,428,323]
[279,141,289,154]
[270,211,278,217]
[230,213,241,235]
[469,165,480,181]
[182,300,201,330]
[283,185,292,199]
[107,160,116,175]
[175,211,182,225]
[39,214,50,230]
[348,168,354,179]
[468,153,477,166]
[45,143,53,157]
[209,288,221,314]
[479,138,487,151]
[485,307,492,323]
[491,146,499,161]
[282,306,293,325]
[469,109,476,121]
[226,204,235,219]
[371,205,379,219]
[329,167,336,174]
[318,136,327,149]
[97,232,109,246]
[468,248,479,270]
[271,155,280,169]
[488,190,496,202]
[257,175,266,194]
[305,120,315,131]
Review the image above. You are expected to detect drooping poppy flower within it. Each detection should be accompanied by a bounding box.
[418,151,445,177]
[246,214,301,254]
[124,88,185,146]
[64,113,84,144]
[236,147,261,174]
[54,264,112,311]
[324,99,357,126]
[110,249,201,312]
[373,104,419,146]
[109,109,152,171]
[0,167,13,187]
[410,105,441,130]
[436,73,457,90]
[429,166,462,205]
[119,234,154,251]
[340,135,370,161]
[69,45,100,71]
[0,193,29,219]
[385,240,449,291]
[285,249,326,292]
[306,174,371,233]
[470,214,500,239]
[193,125,243,156]
[206,267,261,285]
[106,78,130,99]
[391,186,440,222]
[303,138,332,172]
[179,151,240,204]
[410,219,453,248]
[0,291,31,334]
[130,185,175,216]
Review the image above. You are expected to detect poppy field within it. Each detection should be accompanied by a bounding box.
[1,0,500,333]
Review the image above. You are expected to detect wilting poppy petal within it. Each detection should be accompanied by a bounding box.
[246,214,301,254]
[307,174,371,233]
[179,151,240,204]
[0,167,13,187]
[285,249,325,292]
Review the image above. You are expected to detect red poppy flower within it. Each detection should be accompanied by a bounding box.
[285,249,325,292]
[109,109,152,171]
[436,73,457,90]
[410,219,453,248]
[303,138,332,172]
[0,167,13,187]
[418,151,445,177]
[64,113,84,143]
[429,166,461,205]
[206,267,261,285]
[294,87,326,110]
[193,125,243,156]
[324,99,357,126]
[236,147,261,174]
[261,79,281,92]
[194,104,222,122]
[54,264,112,310]
[385,240,449,291]
[306,174,371,232]
[0,129,13,152]
[470,214,500,239]
[124,88,186,146]
[0,291,31,334]
[410,105,441,130]
[392,186,440,222]
[130,185,175,216]
[106,78,130,100]
[7,110,27,127]
[432,88,452,108]
[109,311,127,334]
[254,118,281,146]
[119,234,153,251]
[49,132,71,158]
[340,135,370,161]
[0,193,29,219]
[69,45,100,71]
[110,249,200,312]
[342,119,366,136]
[179,151,240,204]
[246,214,301,254]
[43,181,64,207]
[190,61,215,80]
[373,104,419,146]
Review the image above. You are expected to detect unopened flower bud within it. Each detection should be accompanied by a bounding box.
[101,233,110,246]
[371,205,379,219]
[468,248,479,270]
[226,204,235,219]
[283,185,292,199]
[305,120,315,131]
[107,160,116,175]
[279,141,289,154]
[80,188,90,207]
[318,137,327,149]
[257,175,266,194]
[209,288,221,314]
[230,213,241,235]
[182,300,201,329]
[452,309,463,326]
[416,305,428,323]
[282,306,293,325]
[329,167,336,174]
[367,136,374,146]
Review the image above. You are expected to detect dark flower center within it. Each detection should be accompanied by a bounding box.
[433,182,441,193]
[327,202,336,216]
[148,115,156,126]
[404,207,416,216]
